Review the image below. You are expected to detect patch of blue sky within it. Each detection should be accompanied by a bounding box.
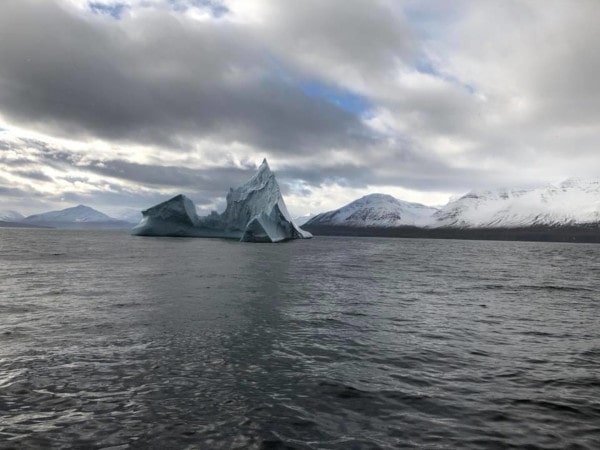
[168,0,228,17]
[265,54,373,118]
[300,80,372,116]
[415,56,439,77]
[416,54,476,95]
[88,2,127,19]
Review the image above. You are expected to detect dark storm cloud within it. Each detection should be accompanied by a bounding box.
[0,157,36,168]
[12,170,54,182]
[0,186,23,197]
[83,158,257,194]
[1,0,463,212]
[0,137,76,171]
[0,0,372,154]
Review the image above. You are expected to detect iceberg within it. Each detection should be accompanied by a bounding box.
[132,159,312,242]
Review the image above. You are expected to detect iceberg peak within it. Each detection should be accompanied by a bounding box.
[259,158,270,170]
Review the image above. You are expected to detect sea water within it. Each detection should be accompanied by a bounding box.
[1,229,599,449]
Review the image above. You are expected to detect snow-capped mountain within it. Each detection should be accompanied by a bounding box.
[434,179,600,228]
[303,179,600,233]
[305,194,439,228]
[22,205,130,229]
[0,210,24,222]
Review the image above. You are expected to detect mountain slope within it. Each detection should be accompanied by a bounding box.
[0,210,24,222]
[434,179,600,228]
[305,194,439,228]
[294,213,317,226]
[111,208,143,224]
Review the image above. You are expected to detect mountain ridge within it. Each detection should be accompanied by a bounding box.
[305,178,600,230]
[434,178,600,228]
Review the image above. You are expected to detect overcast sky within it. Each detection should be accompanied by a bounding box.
[1,0,599,216]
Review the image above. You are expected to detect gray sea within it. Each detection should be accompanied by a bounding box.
[1,229,599,449]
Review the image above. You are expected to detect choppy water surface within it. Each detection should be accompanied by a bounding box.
[1,229,599,449]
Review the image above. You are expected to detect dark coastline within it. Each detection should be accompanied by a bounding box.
[0,221,131,230]
[303,224,600,243]
[0,221,51,229]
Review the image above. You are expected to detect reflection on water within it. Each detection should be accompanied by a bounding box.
[1,229,599,449]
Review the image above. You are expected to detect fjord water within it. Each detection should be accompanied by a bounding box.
[1,230,599,449]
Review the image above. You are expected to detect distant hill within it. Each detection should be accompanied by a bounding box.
[0,221,51,229]
[303,223,600,243]
[0,210,50,229]
[22,205,132,229]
